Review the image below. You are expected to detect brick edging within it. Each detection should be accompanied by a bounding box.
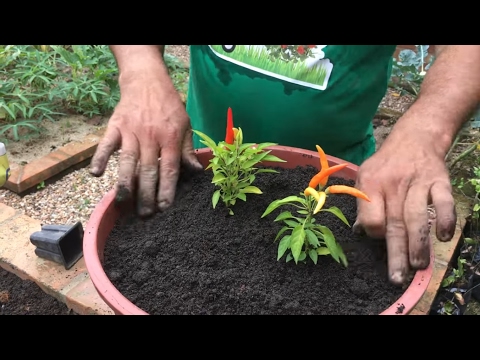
[4,128,106,194]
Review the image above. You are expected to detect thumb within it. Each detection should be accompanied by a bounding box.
[181,127,203,172]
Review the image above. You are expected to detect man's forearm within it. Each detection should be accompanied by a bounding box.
[388,45,480,156]
[109,45,172,87]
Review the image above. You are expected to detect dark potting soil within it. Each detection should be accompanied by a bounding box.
[104,166,412,315]
[0,268,76,315]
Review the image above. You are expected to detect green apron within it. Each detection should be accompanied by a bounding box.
[186,45,396,166]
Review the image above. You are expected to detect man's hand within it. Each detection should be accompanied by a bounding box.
[89,46,202,217]
[353,131,456,285]
[354,45,480,285]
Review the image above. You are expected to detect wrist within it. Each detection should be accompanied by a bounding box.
[111,46,170,87]
[386,103,463,158]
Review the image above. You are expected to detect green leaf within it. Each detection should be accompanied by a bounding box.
[338,251,348,267]
[316,226,339,262]
[286,253,293,263]
[223,143,236,152]
[261,196,307,218]
[290,225,306,264]
[240,186,262,194]
[237,192,247,201]
[261,154,286,163]
[320,206,350,227]
[255,142,277,150]
[242,153,269,169]
[277,235,292,260]
[275,226,291,242]
[0,104,16,120]
[284,219,299,228]
[297,210,309,215]
[298,252,307,262]
[212,190,221,209]
[255,169,278,174]
[236,181,250,189]
[305,229,320,247]
[238,143,258,152]
[308,249,318,264]
[442,277,454,288]
[226,155,237,166]
[212,173,226,183]
[464,237,478,245]
[317,247,330,255]
[193,130,217,149]
[274,211,294,222]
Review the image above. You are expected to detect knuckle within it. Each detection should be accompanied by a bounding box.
[360,215,385,232]
[120,151,138,162]
[161,164,179,180]
[386,218,405,235]
[139,166,158,183]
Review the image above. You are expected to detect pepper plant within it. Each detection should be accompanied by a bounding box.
[193,107,286,215]
[261,145,371,266]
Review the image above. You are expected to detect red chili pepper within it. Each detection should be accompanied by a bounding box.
[225,107,234,144]
[308,163,349,189]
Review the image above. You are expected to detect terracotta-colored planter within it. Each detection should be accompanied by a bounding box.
[84,145,434,315]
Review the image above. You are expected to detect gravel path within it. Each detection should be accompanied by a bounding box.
[1,153,119,226]
[166,45,190,66]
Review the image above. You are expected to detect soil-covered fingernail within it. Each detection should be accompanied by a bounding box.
[438,227,454,242]
[115,185,131,203]
[137,204,155,218]
[158,200,171,212]
[389,271,406,286]
[138,210,154,218]
[89,167,100,176]
[410,256,429,270]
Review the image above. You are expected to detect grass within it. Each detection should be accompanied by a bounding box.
[0,45,189,143]
[210,45,328,86]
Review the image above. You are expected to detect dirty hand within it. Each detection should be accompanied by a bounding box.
[353,131,456,285]
[89,75,203,217]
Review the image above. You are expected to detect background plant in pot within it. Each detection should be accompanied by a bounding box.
[193,107,286,215]
[431,236,478,315]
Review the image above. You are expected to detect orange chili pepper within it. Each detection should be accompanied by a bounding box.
[225,107,234,144]
[308,163,349,189]
[315,145,330,187]
[325,185,371,202]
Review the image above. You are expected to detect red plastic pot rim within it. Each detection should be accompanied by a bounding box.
[83,145,434,315]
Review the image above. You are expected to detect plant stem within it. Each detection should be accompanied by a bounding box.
[449,142,479,169]
[445,133,462,162]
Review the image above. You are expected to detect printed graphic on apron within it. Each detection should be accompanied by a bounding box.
[208,45,334,91]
